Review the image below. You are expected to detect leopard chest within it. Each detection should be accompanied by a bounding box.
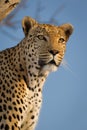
[20,91,42,129]
[19,75,45,129]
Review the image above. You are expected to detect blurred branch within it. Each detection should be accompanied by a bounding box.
[48,3,66,25]
[0,0,28,28]
[0,0,21,22]
[35,0,66,25]
[0,0,28,40]
[35,0,45,20]
[0,27,20,40]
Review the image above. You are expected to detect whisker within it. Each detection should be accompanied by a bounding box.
[61,59,79,79]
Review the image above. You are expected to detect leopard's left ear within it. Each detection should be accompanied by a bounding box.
[22,16,38,36]
[60,23,74,38]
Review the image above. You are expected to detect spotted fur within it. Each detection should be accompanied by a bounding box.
[0,16,73,130]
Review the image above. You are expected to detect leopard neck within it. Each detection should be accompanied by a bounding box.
[14,38,47,92]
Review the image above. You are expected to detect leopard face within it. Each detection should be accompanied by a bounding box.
[22,16,73,75]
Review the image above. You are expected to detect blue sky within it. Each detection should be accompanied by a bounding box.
[0,0,87,130]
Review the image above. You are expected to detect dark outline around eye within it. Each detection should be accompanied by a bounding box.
[58,38,65,43]
[37,35,47,41]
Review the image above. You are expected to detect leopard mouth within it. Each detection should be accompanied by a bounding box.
[38,59,59,74]
[39,59,58,67]
[49,60,57,66]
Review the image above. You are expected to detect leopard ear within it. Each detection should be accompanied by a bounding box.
[60,23,73,38]
[22,16,37,36]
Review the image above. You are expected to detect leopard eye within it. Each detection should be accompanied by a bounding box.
[58,38,65,43]
[37,35,47,41]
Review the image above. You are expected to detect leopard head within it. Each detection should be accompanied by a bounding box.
[22,16,73,74]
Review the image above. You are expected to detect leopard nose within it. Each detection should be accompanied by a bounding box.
[49,50,59,55]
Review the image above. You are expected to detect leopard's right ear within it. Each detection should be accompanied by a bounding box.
[22,16,37,36]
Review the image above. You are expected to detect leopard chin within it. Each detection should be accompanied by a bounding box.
[40,64,58,77]
[43,64,58,72]
[39,57,60,76]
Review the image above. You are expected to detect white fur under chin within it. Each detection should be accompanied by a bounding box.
[41,64,58,76]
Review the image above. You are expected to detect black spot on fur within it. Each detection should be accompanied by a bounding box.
[0,99,2,103]
[0,106,3,112]
[14,107,17,111]
[31,115,35,119]
[12,125,14,130]
[23,75,27,86]
[8,116,12,122]
[3,104,7,111]
[17,115,20,121]
[3,114,7,120]
[8,105,12,110]
[16,99,20,104]
[19,107,22,113]
[1,124,4,129]
[1,92,5,98]
[0,116,2,122]
[0,80,2,84]
[12,101,16,105]
[12,114,16,119]
[5,0,9,3]
[19,64,24,71]
[5,124,9,130]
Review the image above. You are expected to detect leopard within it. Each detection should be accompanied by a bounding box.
[0,16,73,130]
